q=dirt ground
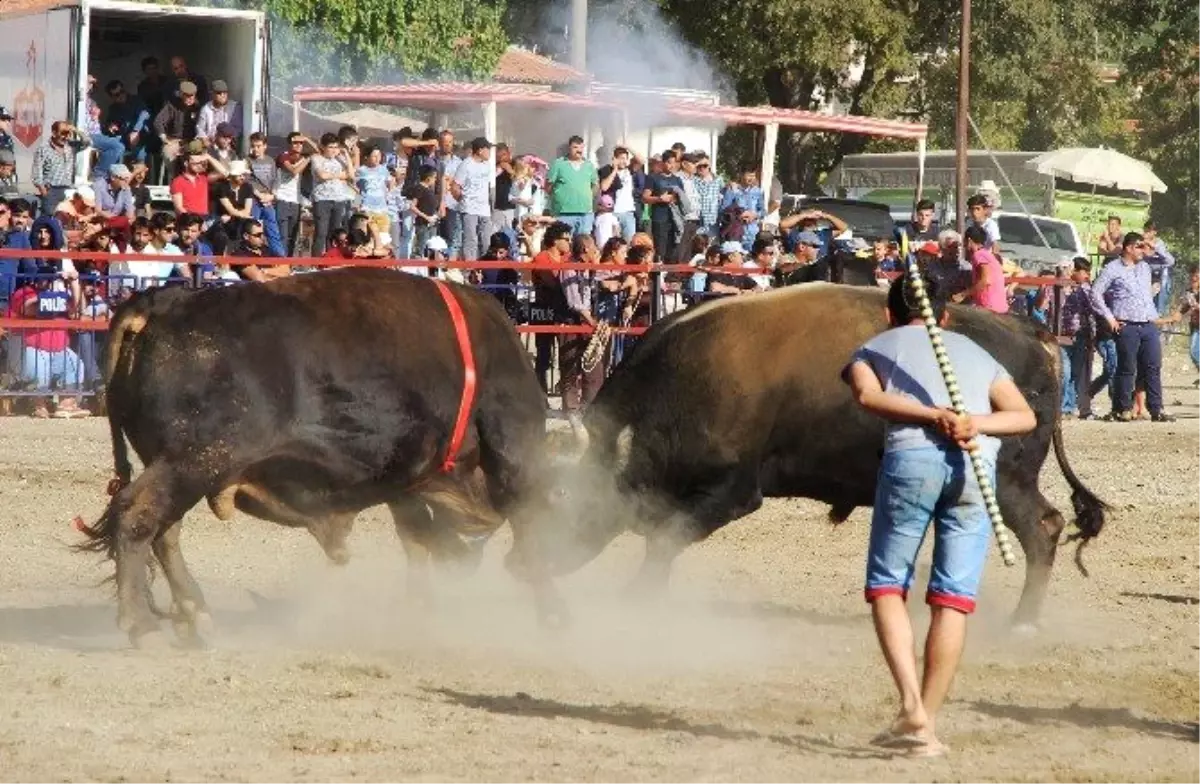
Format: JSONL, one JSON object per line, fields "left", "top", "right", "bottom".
{"left": 0, "top": 352, "right": 1196, "bottom": 783}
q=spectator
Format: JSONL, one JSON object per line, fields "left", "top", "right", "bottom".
{"left": 404, "top": 164, "right": 440, "bottom": 262}
{"left": 706, "top": 241, "right": 755, "bottom": 297}
{"left": 777, "top": 208, "right": 848, "bottom": 257}
{"left": 196, "top": 79, "right": 241, "bottom": 147}
{"left": 529, "top": 222, "right": 573, "bottom": 395}
{"left": 966, "top": 193, "right": 1001, "bottom": 251}
{"left": 772, "top": 231, "right": 824, "bottom": 287}
{"left": 76, "top": 276, "right": 109, "bottom": 388}
{"left": 167, "top": 56, "right": 209, "bottom": 106}
{"left": 872, "top": 238, "right": 902, "bottom": 273}
{"left": 127, "top": 163, "right": 153, "bottom": 218}
{"left": 744, "top": 236, "right": 773, "bottom": 291}
{"left": 31, "top": 121, "right": 91, "bottom": 217}
{"left": 310, "top": 133, "right": 354, "bottom": 255}
{"left": 111, "top": 213, "right": 189, "bottom": 291}
{"left": 136, "top": 57, "right": 167, "bottom": 121}
{"left": 1097, "top": 215, "right": 1123, "bottom": 259}
{"left": 153, "top": 80, "right": 202, "bottom": 167}
{"left": 83, "top": 74, "right": 127, "bottom": 182}
{"left": 954, "top": 224, "right": 1008, "bottom": 314}
{"left": 902, "top": 198, "right": 939, "bottom": 244}
{"left": 592, "top": 194, "right": 621, "bottom": 247}
{"left": 103, "top": 79, "right": 151, "bottom": 164}
{"left": 96, "top": 164, "right": 136, "bottom": 224}
{"left": 596, "top": 147, "right": 636, "bottom": 242}
{"left": 479, "top": 231, "right": 520, "bottom": 317}
{"left": 675, "top": 153, "right": 703, "bottom": 261}
{"left": 1141, "top": 220, "right": 1175, "bottom": 316}
{"left": 337, "top": 125, "right": 362, "bottom": 171}
{"left": 243, "top": 132, "right": 284, "bottom": 257}
{"left": 0, "top": 148, "right": 19, "bottom": 200}
{"left": 919, "top": 234, "right": 969, "bottom": 301}
{"left": 546, "top": 135, "right": 599, "bottom": 237}
{"left": 643, "top": 149, "right": 685, "bottom": 262}
{"left": 171, "top": 145, "right": 220, "bottom": 219}
{"left": 403, "top": 127, "right": 439, "bottom": 191}
{"left": 693, "top": 152, "right": 724, "bottom": 243}
{"left": 8, "top": 257, "right": 89, "bottom": 418}
{"left": 0, "top": 105, "right": 14, "bottom": 154}
{"left": 720, "top": 169, "right": 765, "bottom": 251}
{"left": 452, "top": 137, "right": 494, "bottom": 261}
{"left": 233, "top": 218, "right": 288, "bottom": 282}
{"left": 558, "top": 233, "right": 605, "bottom": 424}
{"left": 353, "top": 144, "right": 390, "bottom": 242}
{"left": 208, "top": 122, "right": 239, "bottom": 169}
{"left": 509, "top": 159, "right": 545, "bottom": 224}
{"left": 214, "top": 159, "right": 254, "bottom": 240}
{"left": 273, "top": 132, "right": 314, "bottom": 256}
{"left": 492, "top": 142, "right": 516, "bottom": 232}
{"left": 175, "top": 213, "right": 213, "bottom": 281}
{"left": 434, "top": 130, "right": 463, "bottom": 258}
{"left": 345, "top": 212, "right": 390, "bottom": 259}
{"left": 1059, "top": 257, "right": 1103, "bottom": 420}
{"left": 1091, "top": 231, "right": 1174, "bottom": 422}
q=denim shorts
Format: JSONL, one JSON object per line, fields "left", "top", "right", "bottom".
{"left": 864, "top": 446, "right": 996, "bottom": 613}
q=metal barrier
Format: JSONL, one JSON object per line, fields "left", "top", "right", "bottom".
{"left": 0, "top": 248, "right": 1068, "bottom": 415}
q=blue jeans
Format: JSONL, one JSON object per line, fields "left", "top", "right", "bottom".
{"left": 1155, "top": 273, "right": 1173, "bottom": 316}
{"left": 252, "top": 201, "right": 286, "bottom": 258}
{"left": 22, "top": 346, "right": 84, "bottom": 390}
{"left": 1060, "top": 347, "right": 1076, "bottom": 413}
{"left": 390, "top": 213, "right": 414, "bottom": 260}
{"left": 90, "top": 133, "right": 127, "bottom": 180}
{"left": 865, "top": 447, "right": 996, "bottom": 614}
{"left": 614, "top": 211, "right": 636, "bottom": 242}
{"left": 439, "top": 209, "right": 463, "bottom": 259}
{"left": 1191, "top": 330, "right": 1199, "bottom": 371}
{"left": 558, "top": 213, "right": 595, "bottom": 237}
{"left": 1092, "top": 337, "right": 1118, "bottom": 405}
{"left": 1114, "top": 321, "right": 1163, "bottom": 414}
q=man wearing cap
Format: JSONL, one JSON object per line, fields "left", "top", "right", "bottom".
{"left": 97, "top": 164, "right": 136, "bottom": 223}
{"left": 167, "top": 56, "right": 209, "bottom": 106}
{"left": 705, "top": 241, "right": 755, "bottom": 297}
{"left": 208, "top": 122, "right": 239, "bottom": 170}
{"left": 0, "top": 149, "right": 19, "bottom": 200}
{"left": 31, "top": 120, "right": 91, "bottom": 218}
{"left": 773, "top": 230, "right": 824, "bottom": 285}
{"left": 0, "top": 106, "right": 14, "bottom": 155}
{"left": 196, "top": 80, "right": 241, "bottom": 147}
{"left": 452, "top": 136, "right": 495, "bottom": 261}
{"left": 153, "top": 80, "right": 202, "bottom": 173}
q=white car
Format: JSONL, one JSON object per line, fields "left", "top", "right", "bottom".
{"left": 993, "top": 211, "right": 1085, "bottom": 273}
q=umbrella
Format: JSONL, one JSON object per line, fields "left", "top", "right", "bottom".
{"left": 1025, "top": 147, "right": 1167, "bottom": 193}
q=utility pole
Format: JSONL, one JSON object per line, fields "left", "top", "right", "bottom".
{"left": 955, "top": 0, "right": 971, "bottom": 236}
{"left": 569, "top": 0, "right": 588, "bottom": 72}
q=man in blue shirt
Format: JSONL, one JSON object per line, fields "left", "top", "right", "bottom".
{"left": 843, "top": 274, "right": 1036, "bottom": 758}
{"left": 1091, "top": 232, "right": 1175, "bottom": 422}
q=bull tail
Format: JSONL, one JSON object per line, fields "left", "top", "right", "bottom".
{"left": 1052, "top": 419, "right": 1109, "bottom": 577}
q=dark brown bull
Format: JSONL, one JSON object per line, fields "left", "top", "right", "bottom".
{"left": 540, "top": 283, "right": 1107, "bottom": 630}
{"left": 80, "top": 268, "right": 562, "bottom": 647}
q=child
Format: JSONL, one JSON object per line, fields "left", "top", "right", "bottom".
{"left": 403, "top": 165, "right": 440, "bottom": 261}
{"left": 1059, "top": 257, "right": 1101, "bottom": 419}
{"left": 592, "top": 194, "right": 620, "bottom": 247}
{"left": 842, "top": 274, "right": 1035, "bottom": 758}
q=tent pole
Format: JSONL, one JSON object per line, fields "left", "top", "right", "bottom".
{"left": 760, "top": 122, "right": 780, "bottom": 205}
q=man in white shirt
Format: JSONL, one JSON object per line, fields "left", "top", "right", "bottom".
{"left": 195, "top": 79, "right": 241, "bottom": 147}
{"left": 452, "top": 136, "right": 494, "bottom": 261}
{"left": 109, "top": 213, "right": 190, "bottom": 292}
{"left": 598, "top": 147, "right": 637, "bottom": 241}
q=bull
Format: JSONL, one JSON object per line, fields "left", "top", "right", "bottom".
{"left": 540, "top": 283, "right": 1107, "bottom": 629}
{"left": 79, "top": 268, "right": 563, "bottom": 648}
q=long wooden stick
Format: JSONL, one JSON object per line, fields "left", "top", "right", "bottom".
{"left": 899, "top": 235, "right": 1016, "bottom": 568}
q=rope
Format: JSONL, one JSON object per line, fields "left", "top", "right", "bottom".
{"left": 899, "top": 234, "right": 1017, "bottom": 568}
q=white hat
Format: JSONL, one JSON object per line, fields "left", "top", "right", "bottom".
{"left": 226, "top": 160, "right": 248, "bottom": 177}
{"left": 108, "top": 163, "right": 131, "bottom": 180}
{"left": 425, "top": 235, "right": 448, "bottom": 253}
{"left": 719, "top": 240, "right": 744, "bottom": 255}
{"left": 67, "top": 184, "right": 96, "bottom": 206}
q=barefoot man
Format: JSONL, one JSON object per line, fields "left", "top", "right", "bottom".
{"left": 842, "top": 274, "right": 1036, "bottom": 757}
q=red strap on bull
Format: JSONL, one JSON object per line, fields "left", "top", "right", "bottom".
{"left": 430, "top": 278, "right": 477, "bottom": 473}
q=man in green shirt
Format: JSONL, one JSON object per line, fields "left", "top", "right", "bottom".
{"left": 546, "top": 135, "right": 599, "bottom": 237}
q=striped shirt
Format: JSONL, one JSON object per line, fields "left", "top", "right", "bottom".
{"left": 31, "top": 136, "right": 90, "bottom": 188}
{"left": 1091, "top": 257, "right": 1159, "bottom": 324}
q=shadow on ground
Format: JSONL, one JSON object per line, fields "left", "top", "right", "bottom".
{"left": 423, "top": 686, "right": 893, "bottom": 760}
{"left": 966, "top": 700, "right": 1199, "bottom": 743}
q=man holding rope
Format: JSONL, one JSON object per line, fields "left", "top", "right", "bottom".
{"left": 842, "top": 274, "right": 1036, "bottom": 757}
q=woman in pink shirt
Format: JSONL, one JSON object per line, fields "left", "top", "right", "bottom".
{"left": 954, "top": 224, "right": 1009, "bottom": 314}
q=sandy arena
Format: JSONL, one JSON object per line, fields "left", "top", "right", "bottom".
{"left": 0, "top": 354, "right": 1196, "bottom": 782}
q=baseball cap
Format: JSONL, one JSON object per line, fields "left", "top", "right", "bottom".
{"left": 917, "top": 240, "right": 940, "bottom": 255}
{"left": 470, "top": 136, "right": 493, "bottom": 152}
{"left": 0, "top": 106, "right": 12, "bottom": 120}
{"left": 108, "top": 163, "right": 131, "bottom": 179}
{"left": 68, "top": 184, "right": 96, "bottom": 206}
{"left": 794, "top": 230, "right": 823, "bottom": 247}
{"left": 211, "top": 79, "right": 228, "bottom": 93}
{"left": 216, "top": 122, "right": 236, "bottom": 138}
{"left": 425, "top": 235, "right": 449, "bottom": 253}
{"left": 719, "top": 240, "right": 744, "bottom": 255}
{"left": 179, "top": 81, "right": 198, "bottom": 96}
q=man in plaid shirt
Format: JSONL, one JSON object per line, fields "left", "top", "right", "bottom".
{"left": 693, "top": 152, "right": 724, "bottom": 242}
{"left": 1059, "top": 257, "right": 1104, "bottom": 419}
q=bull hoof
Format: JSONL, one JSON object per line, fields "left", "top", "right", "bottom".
{"left": 130, "top": 627, "right": 171, "bottom": 650}
{"left": 326, "top": 548, "right": 351, "bottom": 566}
{"left": 535, "top": 593, "right": 572, "bottom": 632}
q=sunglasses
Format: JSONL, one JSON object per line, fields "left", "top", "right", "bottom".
{"left": 247, "top": 232, "right": 264, "bottom": 238}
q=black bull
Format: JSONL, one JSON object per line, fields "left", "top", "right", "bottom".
{"left": 78, "top": 268, "right": 564, "bottom": 647}
{"left": 541, "top": 283, "right": 1107, "bottom": 628}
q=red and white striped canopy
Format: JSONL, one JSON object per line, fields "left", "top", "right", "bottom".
{"left": 292, "top": 83, "right": 928, "bottom": 140}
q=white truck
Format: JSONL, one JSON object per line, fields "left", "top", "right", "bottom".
{"left": 0, "top": 0, "right": 267, "bottom": 194}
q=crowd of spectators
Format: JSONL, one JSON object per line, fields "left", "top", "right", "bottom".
{"left": 0, "top": 93, "right": 1192, "bottom": 423}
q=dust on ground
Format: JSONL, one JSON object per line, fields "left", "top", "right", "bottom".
{"left": 0, "top": 357, "right": 1196, "bottom": 782}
